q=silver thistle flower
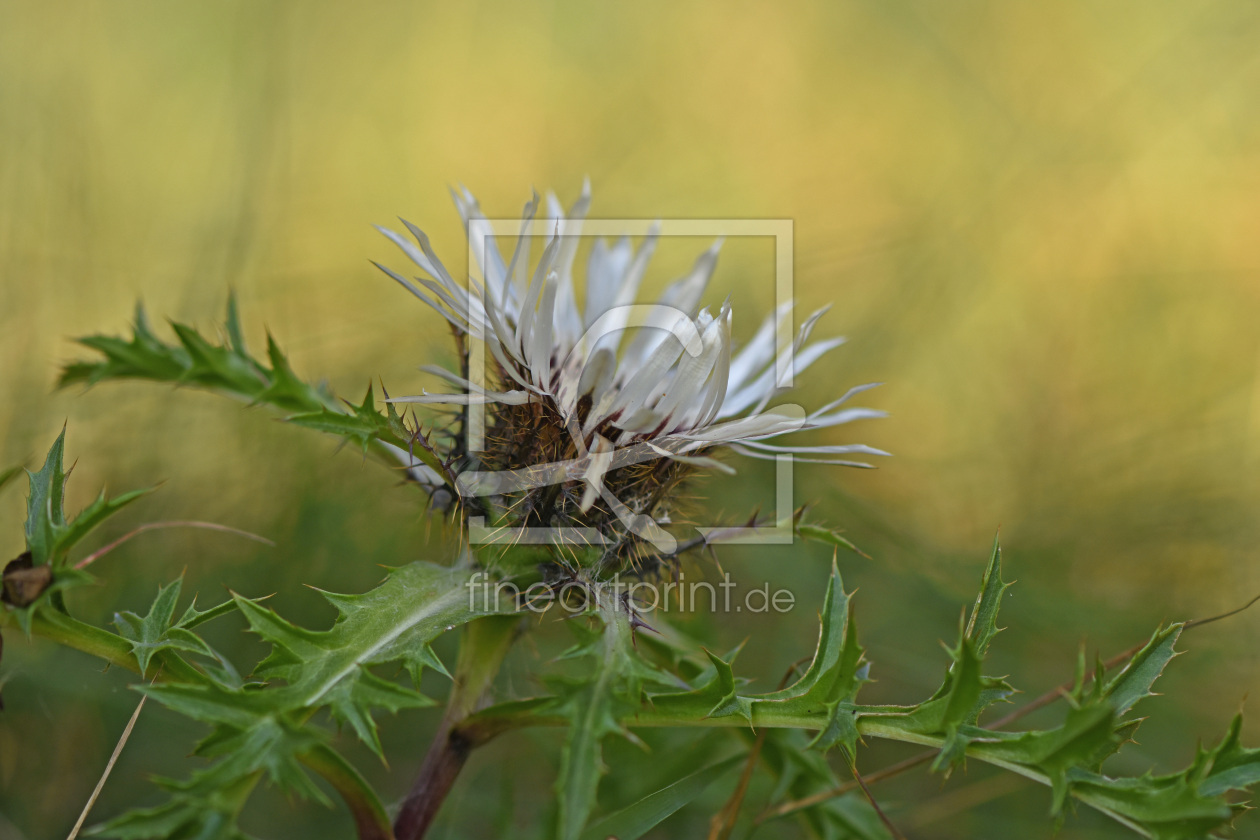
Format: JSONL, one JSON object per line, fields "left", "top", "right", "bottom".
{"left": 375, "top": 182, "right": 885, "bottom": 564}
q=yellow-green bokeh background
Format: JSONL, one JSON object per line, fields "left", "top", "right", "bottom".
{"left": 3, "top": 1, "right": 1260, "bottom": 837}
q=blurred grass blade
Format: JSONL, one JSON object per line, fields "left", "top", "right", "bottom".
{"left": 0, "top": 464, "right": 22, "bottom": 495}
{"left": 67, "top": 693, "right": 147, "bottom": 840}
{"left": 75, "top": 520, "right": 274, "bottom": 570}
{"left": 579, "top": 755, "right": 743, "bottom": 840}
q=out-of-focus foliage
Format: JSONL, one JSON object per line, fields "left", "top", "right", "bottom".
{"left": 3, "top": 1, "right": 1260, "bottom": 838}
{"left": 9, "top": 427, "right": 1259, "bottom": 839}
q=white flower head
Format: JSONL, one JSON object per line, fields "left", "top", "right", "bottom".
{"left": 375, "top": 182, "right": 886, "bottom": 562}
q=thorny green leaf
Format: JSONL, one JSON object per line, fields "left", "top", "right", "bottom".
{"left": 60, "top": 297, "right": 320, "bottom": 411}
{"left": 756, "top": 728, "right": 892, "bottom": 840}
{"left": 1, "top": 430, "right": 151, "bottom": 634}
{"left": 90, "top": 775, "right": 256, "bottom": 840}
{"left": 9, "top": 402, "right": 1259, "bottom": 840}
{"left": 113, "top": 577, "right": 221, "bottom": 677}
{"left": 285, "top": 384, "right": 450, "bottom": 483}
{"left": 650, "top": 561, "right": 868, "bottom": 755}
{"left": 1101, "top": 623, "right": 1182, "bottom": 716}
{"left": 795, "top": 523, "right": 868, "bottom": 559}
{"left": 100, "top": 561, "right": 510, "bottom": 836}
{"left": 24, "top": 427, "right": 155, "bottom": 569}
{"left": 59, "top": 296, "right": 454, "bottom": 487}
{"left": 234, "top": 562, "right": 511, "bottom": 734}
{"left": 964, "top": 533, "right": 1011, "bottom": 659}
{"left": 549, "top": 588, "right": 681, "bottom": 840}
{"left": 591, "top": 541, "right": 1259, "bottom": 839}
{"left": 91, "top": 716, "right": 327, "bottom": 839}
{"left": 177, "top": 596, "right": 243, "bottom": 632}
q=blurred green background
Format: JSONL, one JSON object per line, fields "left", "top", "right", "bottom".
{"left": 3, "top": 1, "right": 1260, "bottom": 837}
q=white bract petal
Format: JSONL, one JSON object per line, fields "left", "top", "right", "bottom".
{"left": 375, "top": 183, "right": 886, "bottom": 491}
{"left": 580, "top": 434, "right": 615, "bottom": 512}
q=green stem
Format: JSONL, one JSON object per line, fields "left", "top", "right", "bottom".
{"left": 3, "top": 607, "right": 204, "bottom": 683}
{"left": 301, "top": 744, "right": 396, "bottom": 840}
{"left": 393, "top": 614, "right": 521, "bottom": 840}
{"left": 456, "top": 702, "right": 1151, "bottom": 838}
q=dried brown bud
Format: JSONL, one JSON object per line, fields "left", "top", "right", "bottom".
{"left": 2, "top": 552, "right": 52, "bottom": 608}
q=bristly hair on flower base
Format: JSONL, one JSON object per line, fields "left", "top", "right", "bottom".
{"left": 374, "top": 180, "right": 887, "bottom": 573}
